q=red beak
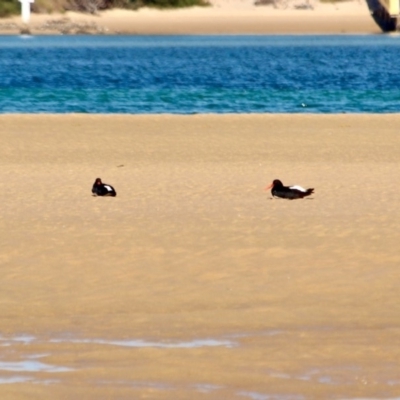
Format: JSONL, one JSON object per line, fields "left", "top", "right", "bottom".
{"left": 265, "top": 183, "right": 273, "bottom": 191}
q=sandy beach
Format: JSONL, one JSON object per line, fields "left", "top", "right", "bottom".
{"left": 0, "top": 0, "right": 380, "bottom": 35}
{"left": 1, "top": 114, "right": 400, "bottom": 398}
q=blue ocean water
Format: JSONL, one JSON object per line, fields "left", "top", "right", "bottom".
{"left": 1, "top": 34, "right": 400, "bottom": 113}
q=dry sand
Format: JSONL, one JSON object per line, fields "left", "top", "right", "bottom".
{"left": 1, "top": 114, "right": 400, "bottom": 399}
{"left": 0, "top": 0, "right": 380, "bottom": 35}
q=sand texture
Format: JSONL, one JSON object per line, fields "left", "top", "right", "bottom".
{"left": 0, "top": 0, "right": 379, "bottom": 35}
{"left": 1, "top": 114, "right": 400, "bottom": 398}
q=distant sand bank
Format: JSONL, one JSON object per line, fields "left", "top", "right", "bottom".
{"left": 1, "top": 114, "right": 400, "bottom": 399}
{"left": 0, "top": 0, "right": 379, "bottom": 34}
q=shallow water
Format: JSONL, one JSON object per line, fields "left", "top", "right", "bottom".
{"left": 1, "top": 333, "right": 236, "bottom": 348}
{"left": 1, "top": 331, "right": 400, "bottom": 397}
{"left": 0, "top": 360, "right": 71, "bottom": 373}
{"left": 238, "top": 392, "right": 304, "bottom": 400}
{"left": 1, "top": 35, "right": 400, "bottom": 113}
{"left": 49, "top": 337, "right": 236, "bottom": 348}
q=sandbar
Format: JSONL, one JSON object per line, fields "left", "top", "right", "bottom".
{"left": 1, "top": 114, "right": 400, "bottom": 398}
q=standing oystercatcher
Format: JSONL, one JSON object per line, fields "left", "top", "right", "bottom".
{"left": 266, "top": 179, "right": 314, "bottom": 199}
{"left": 92, "top": 178, "right": 117, "bottom": 197}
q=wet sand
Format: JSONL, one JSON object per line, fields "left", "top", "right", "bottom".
{"left": 1, "top": 114, "right": 400, "bottom": 398}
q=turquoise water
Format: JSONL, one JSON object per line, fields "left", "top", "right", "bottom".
{"left": 1, "top": 34, "right": 400, "bottom": 113}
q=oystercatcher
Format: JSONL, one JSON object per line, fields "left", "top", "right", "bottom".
{"left": 266, "top": 179, "right": 314, "bottom": 200}
{"left": 92, "top": 178, "right": 117, "bottom": 197}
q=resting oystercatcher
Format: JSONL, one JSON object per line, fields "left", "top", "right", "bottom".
{"left": 92, "top": 178, "right": 117, "bottom": 197}
{"left": 266, "top": 179, "right": 314, "bottom": 200}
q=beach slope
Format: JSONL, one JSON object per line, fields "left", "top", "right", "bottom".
{"left": 0, "top": 0, "right": 379, "bottom": 34}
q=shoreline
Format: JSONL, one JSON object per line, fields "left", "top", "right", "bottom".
{"left": 0, "top": 1, "right": 380, "bottom": 35}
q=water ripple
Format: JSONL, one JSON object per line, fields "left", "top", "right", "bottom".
{"left": 1, "top": 35, "right": 400, "bottom": 114}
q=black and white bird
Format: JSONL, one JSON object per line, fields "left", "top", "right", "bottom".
{"left": 266, "top": 179, "right": 314, "bottom": 200}
{"left": 92, "top": 178, "right": 117, "bottom": 197}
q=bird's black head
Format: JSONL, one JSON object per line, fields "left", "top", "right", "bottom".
{"left": 94, "top": 178, "right": 102, "bottom": 186}
{"left": 272, "top": 179, "right": 283, "bottom": 187}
